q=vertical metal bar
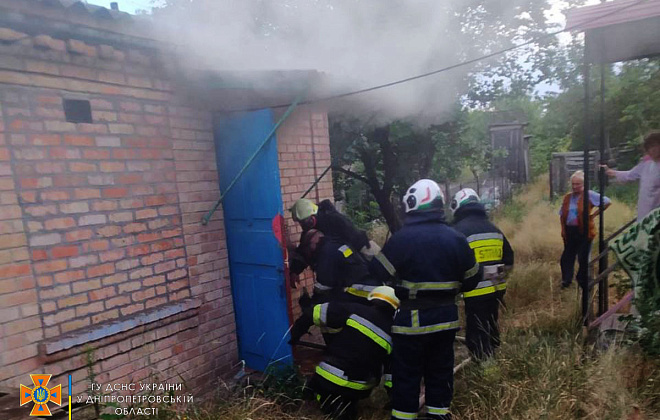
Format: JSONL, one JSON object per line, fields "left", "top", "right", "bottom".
{"left": 598, "top": 63, "right": 608, "bottom": 316}
{"left": 549, "top": 160, "right": 553, "bottom": 200}
{"left": 582, "top": 52, "right": 591, "bottom": 326}
{"left": 308, "top": 107, "right": 321, "bottom": 203}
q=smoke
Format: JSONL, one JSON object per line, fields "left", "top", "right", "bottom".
{"left": 154, "top": 0, "right": 539, "bottom": 123}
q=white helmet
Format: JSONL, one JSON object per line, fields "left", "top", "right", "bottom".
{"left": 450, "top": 188, "right": 480, "bottom": 215}
{"left": 368, "top": 286, "right": 400, "bottom": 310}
{"left": 403, "top": 179, "right": 444, "bottom": 214}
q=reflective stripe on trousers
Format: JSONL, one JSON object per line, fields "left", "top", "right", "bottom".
{"left": 315, "top": 362, "right": 375, "bottom": 391}
{"left": 392, "top": 409, "right": 417, "bottom": 419}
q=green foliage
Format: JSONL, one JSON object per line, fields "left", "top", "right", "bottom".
{"left": 330, "top": 115, "right": 469, "bottom": 231}
{"left": 635, "top": 240, "right": 660, "bottom": 356}
{"left": 468, "top": 49, "right": 659, "bottom": 181}
{"left": 604, "top": 182, "right": 639, "bottom": 207}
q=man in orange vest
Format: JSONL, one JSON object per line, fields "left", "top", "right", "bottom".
{"left": 558, "top": 170, "right": 611, "bottom": 289}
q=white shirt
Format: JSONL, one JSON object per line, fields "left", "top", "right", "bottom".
{"left": 614, "top": 158, "right": 660, "bottom": 221}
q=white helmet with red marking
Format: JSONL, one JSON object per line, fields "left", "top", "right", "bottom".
{"left": 450, "top": 188, "right": 480, "bottom": 215}
{"left": 403, "top": 179, "right": 445, "bottom": 214}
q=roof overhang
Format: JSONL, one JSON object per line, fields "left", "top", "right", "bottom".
{"left": 173, "top": 69, "right": 325, "bottom": 113}
{"left": 565, "top": 0, "right": 660, "bottom": 63}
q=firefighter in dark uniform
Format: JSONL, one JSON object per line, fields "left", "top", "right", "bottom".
{"left": 450, "top": 188, "right": 514, "bottom": 360}
{"left": 369, "top": 179, "right": 481, "bottom": 420}
{"left": 297, "top": 228, "right": 383, "bottom": 345}
{"left": 290, "top": 199, "right": 379, "bottom": 275}
{"left": 298, "top": 228, "right": 383, "bottom": 303}
{"left": 289, "top": 286, "right": 400, "bottom": 420}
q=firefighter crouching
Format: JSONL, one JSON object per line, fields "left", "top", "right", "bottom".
{"left": 369, "top": 179, "right": 481, "bottom": 420}
{"left": 289, "top": 198, "right": 381, "bottom": 276}
{"left": 297, "top": 228, "right": 383, "bottom": 304}
{"left": 450, "top": 188, "right": 514, "bottom": 360}
{"left": 289, "top": 286, "right": 400, "bottom": 420}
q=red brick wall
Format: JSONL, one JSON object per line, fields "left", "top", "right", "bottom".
{"left": 276, "top": 105, "right": 334, "bottom": 315}
{"left": 0, "top": 29, "right": 237, "bottom": 396}
{"left": 0, "top": 24, "right": 330, "bottom": 401}
{"left": 0, "top": 98, "right": 44, "bottom": 383}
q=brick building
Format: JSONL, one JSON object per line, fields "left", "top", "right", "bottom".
{"left": 0, "top": 0, "right": 332, "bottom": 408}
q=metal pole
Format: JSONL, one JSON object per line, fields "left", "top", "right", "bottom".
{"left": 581, "top": 50, "right": 591, "bottom": 326}
{"left": 598, "top": 63, "right": 608, "bottom": 316}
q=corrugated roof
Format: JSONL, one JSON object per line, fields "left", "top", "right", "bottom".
{"left": 565, "top": 0, "right": 660, "bottom": 32}
{"left": 34, "top": 0, "right": 134, "bottom": 20}
{"left": 0, "top": 0, "right": 158, "bottom": 47}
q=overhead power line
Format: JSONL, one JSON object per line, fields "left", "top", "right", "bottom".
{"left": 226, "top": 0, "right": 648, "bottom": 113}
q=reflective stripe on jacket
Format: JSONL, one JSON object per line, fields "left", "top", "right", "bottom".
{"left": 452, "top": 203, "right": 514, "bottom": 300}
{"left": 369, "top": 211, "right": 481, "bottom": 335}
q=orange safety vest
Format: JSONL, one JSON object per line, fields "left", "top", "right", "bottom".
{"left": 560, "top": 193, "right": 596, "bottom": 241}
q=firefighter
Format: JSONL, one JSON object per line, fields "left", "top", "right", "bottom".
{"left": 290, "top": 199, "right": 380, "bottom": 275}
{"left": 289, "top": 286, "right": 399, "bottom": 420}
{"left": 369, "top": 179, "right": 480, "bottom": 420}
{"left": 298, "top": 228, "right": 383, "bottom": 303}
{"left": 297, "top": 228, "right": 383, "bottom": 344}
{"left": 450, "top": 188, "right": 514, "bottom": 360}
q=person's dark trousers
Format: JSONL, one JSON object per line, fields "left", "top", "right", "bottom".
{"left": 560, "top": 226, "right": 592, "bottom": 289}
{"left": 391, "top": 330, "right": 456, "bottom": 420}
{"left": 308, "top": 374, "right": 367, "bottom": 420}
{"left": 465, "top": 297, "right": 500, "bottom": 360}
{"left": 493, "top": 292, "right": 505, "bottom": 350}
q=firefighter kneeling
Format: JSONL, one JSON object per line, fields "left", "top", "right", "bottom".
{"left": 289, "top": 286, "right": 399, "bottom": 420}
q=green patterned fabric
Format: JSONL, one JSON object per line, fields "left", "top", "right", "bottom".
{"left": 610, "top": 207, "right": 660, "bottom": 354}
{"left": 610, "top": 207, "right": 660, "bottom": 297}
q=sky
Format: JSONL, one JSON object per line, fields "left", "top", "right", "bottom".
{"left": 86, "top": 0, "right": 156, "bottom": 14}
{"left": 86, "top": 0, "right": 602, "bottom": 27}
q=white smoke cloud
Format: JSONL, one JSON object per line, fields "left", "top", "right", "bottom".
{"left": 152, "top": 0, "right": 544, "bottom": 122}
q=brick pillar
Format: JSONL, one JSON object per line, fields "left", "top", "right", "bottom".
{"left": 276, "top": 105, "right": 333, "bottom": 318}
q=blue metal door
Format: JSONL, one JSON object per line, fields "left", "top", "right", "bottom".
{"left": 214, "top": 109, "right": 291, "bottom": 371}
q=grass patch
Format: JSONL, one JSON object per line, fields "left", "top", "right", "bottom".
{"left": 451, "top": 176, "right": 660, "bottom": 419}
{"left": 172, "top": 176, "right": 658, "bottom": 420}
{"left": 602, "top": 183, "right": 639, "bottom": 208}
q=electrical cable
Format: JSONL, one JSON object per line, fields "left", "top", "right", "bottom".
{"left": 223, "top": 0, "right": 648, "bottom": 113}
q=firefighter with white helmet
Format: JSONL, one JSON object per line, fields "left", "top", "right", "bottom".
{"left": 289, "top": 286, "right": 399, "bottom": 420}
{"left": 451, "top": 188, "right": 514, "bottom": 360}
{"left": 369, "top": 179, "right": 481, "bottom": 420}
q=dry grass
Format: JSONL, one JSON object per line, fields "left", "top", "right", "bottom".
{"left": 171, "top": 176, "right": 658, "bottom": 420}
{"left": 450, "top": 177, "right": 660, "bottom": 420}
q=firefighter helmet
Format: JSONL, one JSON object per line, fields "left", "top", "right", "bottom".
{"left": 368, "top": 286, "right": 400, "bottom": 310}
{"left": 402, "top": 179, "right": 444, "bottom": 214}
{"left": 450, "top": 188, "right": 480, "bottom": 215}
{"left": 291, "top": 199, "right": 318, "bottom": 222}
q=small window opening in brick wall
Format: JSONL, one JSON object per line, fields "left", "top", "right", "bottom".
{"left": 63, "top": 99, "right": 93, "bottom": 123}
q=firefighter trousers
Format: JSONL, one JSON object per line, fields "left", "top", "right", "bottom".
{"left": 465, "top": 297, "right": 501, "bottom": 360}
{"left": 307, "top": 373, "right": 370, "bottom": 420}
{"left": 391, "top": 330, "right": 456, "bottom": 420}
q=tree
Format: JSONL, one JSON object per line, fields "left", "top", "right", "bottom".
{"left": 331, "top": 112, "right": 469, "bottom": 233}
{"left": 155, "top": 0, "right": 569, "bottom": 230}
